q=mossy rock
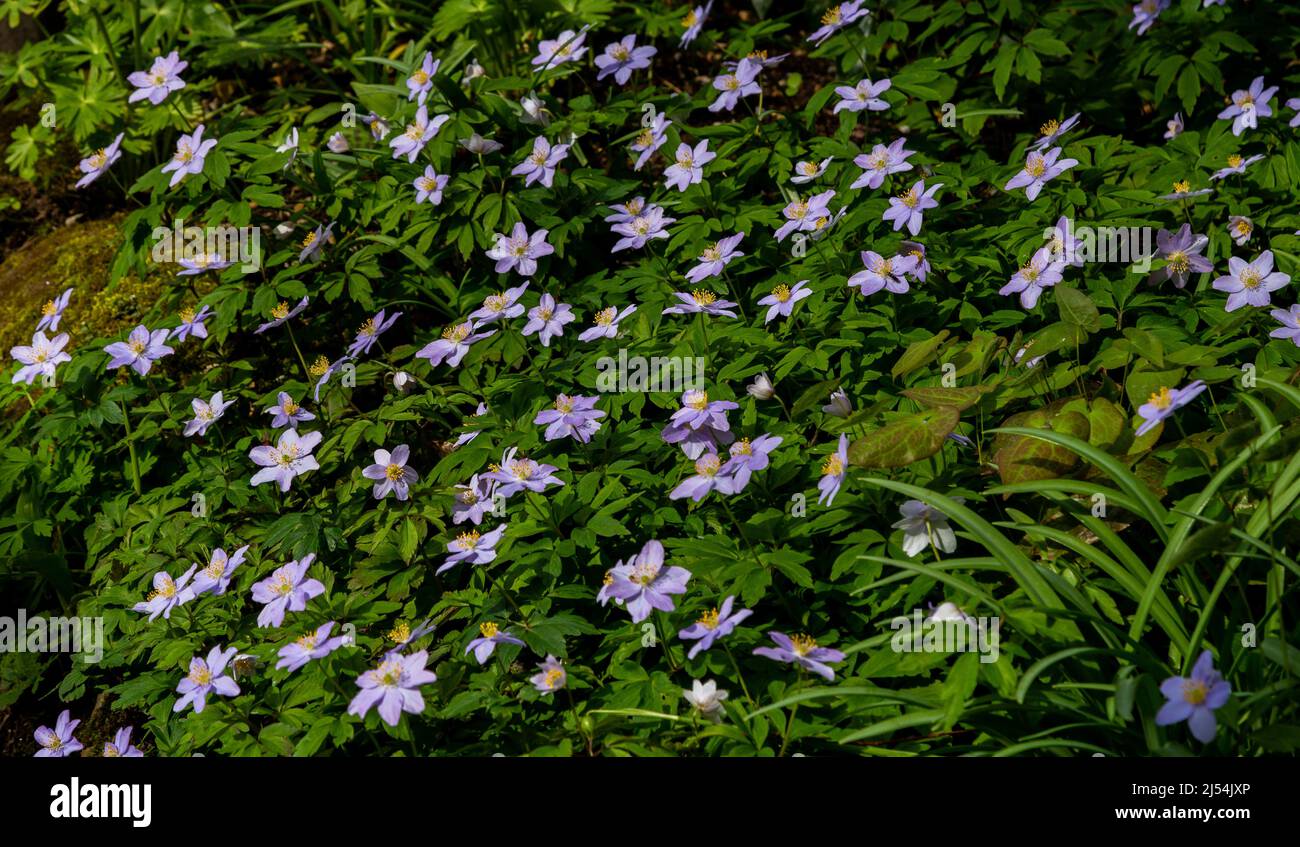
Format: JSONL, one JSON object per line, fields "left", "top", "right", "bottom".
{"left": 0, "top": 216, "right": 172, "bottom": 352}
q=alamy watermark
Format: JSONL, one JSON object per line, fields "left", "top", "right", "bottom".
{"left": 890, "top": 605, "right": 1001, "bottom": 663}
{"left": 0, "top": 609, "right": 103, "bottom": 663}
{"left": 595, "top": 348, "right": 706, "bottom": 393}
{"left": 151, "top": 218, "right": 262, "bottom": 272}
{"left": 1046, "top": 218, "right": 1154, "bottom": 273}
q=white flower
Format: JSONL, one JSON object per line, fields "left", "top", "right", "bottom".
{"left": 682, "top": 679, "right": 728, "bottom": 722}
{"left": 392, "top": 371, "right": 413, "bottom": 393}
{"left": 747, "top": 372, "right": 776, "bottom": 400}
{"left": 822, "top": 388, "right": 852, "bottom": 417}
{"left": 519, "top": 94, "right": 552, "bottom": 127}
{"left": 893, "top": 499, "right": 961, "bottom": 557}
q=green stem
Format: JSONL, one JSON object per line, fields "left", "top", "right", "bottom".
{"left": 123, "top": 404, "right": 143, "bottom": 496}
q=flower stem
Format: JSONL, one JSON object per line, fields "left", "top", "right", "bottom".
{"left": 122, "top": 405, "right": 143, "bottom": 496}
{"left": 722, "top": 641, "right": 754, "bottom": 706}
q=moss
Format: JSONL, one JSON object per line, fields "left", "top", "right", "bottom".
{"left": 0, "top": 216, "right": 172, "bottom": 350}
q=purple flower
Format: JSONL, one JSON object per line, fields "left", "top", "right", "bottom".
{"left": 161, "top": 124, "right": 217, "bottom": 188}
{"left": 818, "top": 434, "right": 849, "bottom": 506}
{"left": 470, "top": 282, "right": 530, "bottom": 325}
{"left": 254, "top": 296, "right": 310, "bottom": 334}
{"left": 834, "top": 77, "right": 891, "bottom": 113}
{"left": 76, "top": 133, "right": 125, "bottom": 188}
{"left": 664, "top": 140, "right": 716, "bottom": 192}
{"left": 1289, "top": 97, "right": 1300, "bottom": 128}
{"left": 384, "top": 618, "right": 436, "bottom": 654}
{"left": 901, "top": 241, "right": 931, "bottom": 281}
{"left": 36, "top": 287, "right": 73, "bottom": 332}
{"left": 465, "top": 621, "right": 525, "bottom": 665}
{"left": 454, "top": 472, "right": 497, "bottom": 526}
{"left": 612, "top": 207, "right": 675, "bottom": 252}
{"left": 775, "top": 191, "right": 835, "bottom": 241}
{"left": 1212, "top": 152, "right": 1265, "bottom": 181}
{"left": 721, "top": 434, "right": 783, "bottom": 490}
{"left": 1270, "top": 304, "right": 1300, "bottom": 347}
{"left": 851, "top": 138, "right": 915, "bottom": 190}
{"left": 530, "top": 655, "right": 566, "bottom": 693}
{"left": 249, "top": 429, "right": 322, "bottom": 492}
{"left": 176, "top": 253, "right": 232, "bottom": 276}
{"left": 348, "top": 650, "right": 437, "bottom": 726}
{"left": 535, "top": 394, "right": 605, "bottom": 443}
{"left": 669, "top": 451, "right": 737, "bottom": 501}
{"left": 348, "top": 309, "right": 402, "bottom": 357}
{"left": 1219, "top": 76, "right": 1278, "bottom": 136}
{"left": 302, "top": 223, "right": 338, "bottom": 262}
{"left": 808, "top": 1, "right": 868, "bottom": 46}
{"left": 1043, "top": 216, "right": 1085, "bottom": 268}
{"left": 1165, "top": 112, "right": 1184, "bottom": 140}
{"left": 521, "top": 293, "right": 575, "bottom": 347}
{"left": 277, "top": 621, "right": 348, "bottom": 672}
{"left": 327, "top": 132, "right": 349, "bottom": 153}
{"left": 133, "top": 565, "right": 197, "bottom": 621}
{"left": 791, "top": 157, "right": 832, "bottom": 184}
{"left": 389, "top": 105, "right": 449, "bottom": 162}
{"left": 174, "top": 646, "right": 240, "bottom": 713}
{"left": 312, "top": 354, "right": 353, "bottom": 402}
{"left": 251, "top": 553, "right": 325, "bottom": 628}
{"left": 414, "top": 165, "right": 449, "bottom": 205}
{"left": 1128, "top": 0, "right": 1169, "bottom": 36}
{"left": 532, "top": 28, "right": 589, "bottom": 69}
{"left": 485, "top": 447, "right": 565, "bottom": 498}
{"left": 709, "top": 58, "right": 762, "bottom": 113}
{"left": 1029, "top": 113, "right": 1080, "bottom": 151}
{"left": 362, "top": 444, "right": 421, "bottom": 501}
{"left": 758, "top": 279, "right": 812, "bottom": 323}
{"left": 406, "top": 51, "right": 440, "bottom": 104}
{"left": 512, "top": 136, "right": 570, "bottom": 188}
{"left": 104, "top": 325, "right": 174, "bottom": 375}
{"left": 848, "top": 250, "right": 918, "bottom": 297}
{"left": 34, "top": 710, "right": 83, "bottom": 757}
{"left": 1005, "top": 147, "right": 1077, "bottom": 201}
{"left": 605, "top": 197, "right": 648, "bottom": 224}
{"left": 1000, "top": 246, "right": 1065, "bottom": 309}
{"left": 265, "top": 391, "right": 315, "bottom": 429}
{"left": 486, "top": 222, "right": 554, "bottom": 276}
{"left": 680, "top": 2, "right": 713, "bottom": 46}
{"left": 580, "top": 304, "right": 637, "bottom": 342}
{"left": 1156, "top": 650, "right": 1230, "bottom": 743}
{"left": 753, "top": 632, "right": 845, "bottom": 680}
{"left": 128, "top": 51, "right": 187, "bottom": 105}
{"left": 10, "top": 331, "right": 70, "bottom": 385}
{"left": 417, "top": 321, "right": 496, "bottom": 368}
{"left": 631, "top": 114, "right": 671, "bottom": 171}
{"left": 103, "top": 727, "right": 143, "bottom": 757}
{"left": 172, "top": 304, "right": 213, "bottom": 341}
{"left": 678, "top": 596, "right": 753, "bottom": 660}
{"left": 1160, "top": 180, "right": 1214, "bottom": 201}
{"left": 1229, "top": 215, "right": 1254, "bottom": 246}
{"left": 663, "top": 289, "right": 738, "bottom": 318}
{"left": 600, "top": 539, "right": 691, "bottom": 622}
{"left": 1150, "top": 225, "right": 1212, "bottom": 289}
{"left": 190, "top": 545, "right": 249, "bottom": 596}
{"left": 184, "top": 391, "right": 235, "bottom": 438}
{"left": 662, "top": 389, "right": 738, "bottom": 460}
{"left": 685, "top": 233, "right": 745, "bottom": 282}
{"left": 882, "top": 179, "right": 942, "bottom": 235}
{"left": 438, "top": 524, "right": 506, "bottom": 574}
{"left": 596, "top": 35, "right": 656, "bottom": 85}
{"left": 1212, "top": 250, "right": 1290, "bottom": 312}
{"left": 1136, "top": 381, "right": 1207, "bottom": 436}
